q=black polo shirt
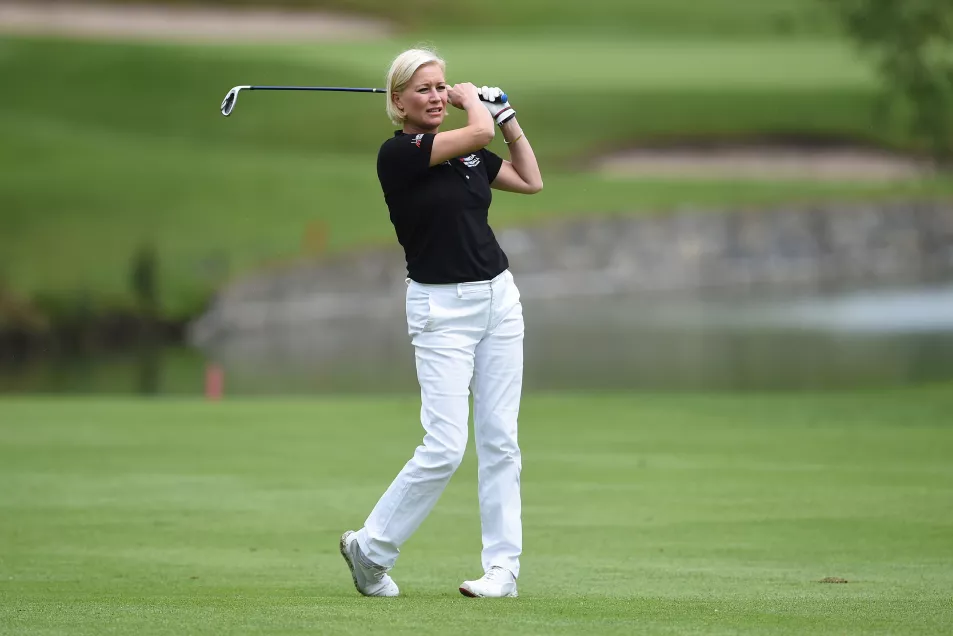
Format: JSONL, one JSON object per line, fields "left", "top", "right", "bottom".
{"left": 377, "top": 130, "right": 509, "bottom": 284}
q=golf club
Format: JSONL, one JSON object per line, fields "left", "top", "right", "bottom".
{"left": 220, "top": 85, "right": 508, "bottom": 116}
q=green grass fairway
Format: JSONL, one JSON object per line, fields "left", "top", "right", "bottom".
{"left": 62, "top": 0, "right": 840, "bottom": 36}
{"left": 2, "top": 389, "right": 952, "bottom": 634}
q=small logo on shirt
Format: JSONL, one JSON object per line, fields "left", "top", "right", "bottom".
{"left": 460, "top": 154, "right": 481, "bottom": 168}
{"left": 412, "top": 133, "right": 424, "bottom": 148}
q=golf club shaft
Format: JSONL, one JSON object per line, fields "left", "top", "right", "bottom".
{"left": 220, "top": 85, "right": 508, "bottom": 117}
{"left": 246, "top": 86, "right": 386, "bottom": 93}
{"left": 245, "top": 86, "right": 507, "bottom": 101}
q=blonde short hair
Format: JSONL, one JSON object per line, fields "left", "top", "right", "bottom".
{"left": 385, "top": 47, "right": 446, "bottom": 126}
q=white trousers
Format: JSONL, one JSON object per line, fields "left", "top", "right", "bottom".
{"left": 356, "top": 269, "right": 524, "bottom": 578}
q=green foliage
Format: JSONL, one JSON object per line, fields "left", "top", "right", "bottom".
{"left": 826, "top": 0, "right": 953, "bottom": 163}
{"left": 2, "top": 389, "right": 953, "bottom": 634}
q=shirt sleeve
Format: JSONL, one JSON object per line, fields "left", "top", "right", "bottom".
{"left": 481, "top": 147, "right": 504, "bottom": 184}
{"left": 377, "top": 133, "right": 435, "bottom": 194}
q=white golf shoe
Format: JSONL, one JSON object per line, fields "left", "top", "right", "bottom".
{"left": 339, "top": 530, "right": 399, "bottom": 597}
{"left": 459, "top": 566, "right": 518, "bottom": 598}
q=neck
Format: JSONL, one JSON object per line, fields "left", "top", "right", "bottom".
{"left": 403, "top": 123, "right": 439, "bottom": 135}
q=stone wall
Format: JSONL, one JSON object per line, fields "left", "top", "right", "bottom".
{"left": 188, "top": 201, "right": 953, "bottom": 345}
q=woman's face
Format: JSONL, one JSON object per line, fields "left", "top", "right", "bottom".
{"left": 394, "top": 63, "right": 448, "bottom": 132}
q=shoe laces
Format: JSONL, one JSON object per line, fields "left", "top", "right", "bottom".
{"left": 484, "top": 566, "right": 512, "bottom": 583}
{"left": 357, "top": 550, "right": 389, "bottom": 582}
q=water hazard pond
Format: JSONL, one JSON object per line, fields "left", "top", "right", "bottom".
{"left": 7, "top": 283, "right": 951, "bottom": 395}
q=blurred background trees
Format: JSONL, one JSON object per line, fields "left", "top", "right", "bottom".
{"left": 828, "top": 0, "right": 953, "bottom": 164}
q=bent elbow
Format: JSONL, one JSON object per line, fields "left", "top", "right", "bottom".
{"left": 467, "top": 124, "right": 494, "bottom": 149}
{"left": 530, "top": 179, "right": 543, "bottom": 194}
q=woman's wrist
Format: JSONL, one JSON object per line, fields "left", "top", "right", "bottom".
{"left": 501, "top": 120, "right": 523, "bottom": 144}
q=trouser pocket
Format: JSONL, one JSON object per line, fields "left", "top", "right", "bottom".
{"left": 405, "top": 285, "right": 433, "bottom": 336}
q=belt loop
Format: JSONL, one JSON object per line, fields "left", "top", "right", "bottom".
{"left": 456, "top": 283, "right": 463, "bottom": 298}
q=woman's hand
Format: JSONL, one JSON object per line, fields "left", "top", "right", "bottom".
{"left": 478, "top": 86, "right": 516, "bottom": 127}
{"left": 447, "top": 83, "right": 481, "bottom": 110}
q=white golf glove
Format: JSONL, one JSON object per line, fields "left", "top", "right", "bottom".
{"left": 479, "top": 86, "right": 516, "bottom": 126}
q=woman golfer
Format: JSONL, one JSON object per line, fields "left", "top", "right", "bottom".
{"left": 340, "top": 48, "right": 543, "bottom": 598}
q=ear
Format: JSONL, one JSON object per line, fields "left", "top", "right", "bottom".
{"left": 391, "top": 92, "right": 404, "bottom": 115}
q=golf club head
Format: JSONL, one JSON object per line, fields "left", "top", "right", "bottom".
{"left": 220, "top": 86, "right": 249, "bottom": 117}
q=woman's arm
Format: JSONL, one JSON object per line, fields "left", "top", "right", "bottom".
{"left": 430, "top": 83, "right": 495, "bottom": 166}
{"left": 492, "top": 118, "right": 543, "bottom": 194}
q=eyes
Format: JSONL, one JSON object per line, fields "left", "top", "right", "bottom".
{"left": 417, "top": 84, "right": 446, "bottom": 94}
